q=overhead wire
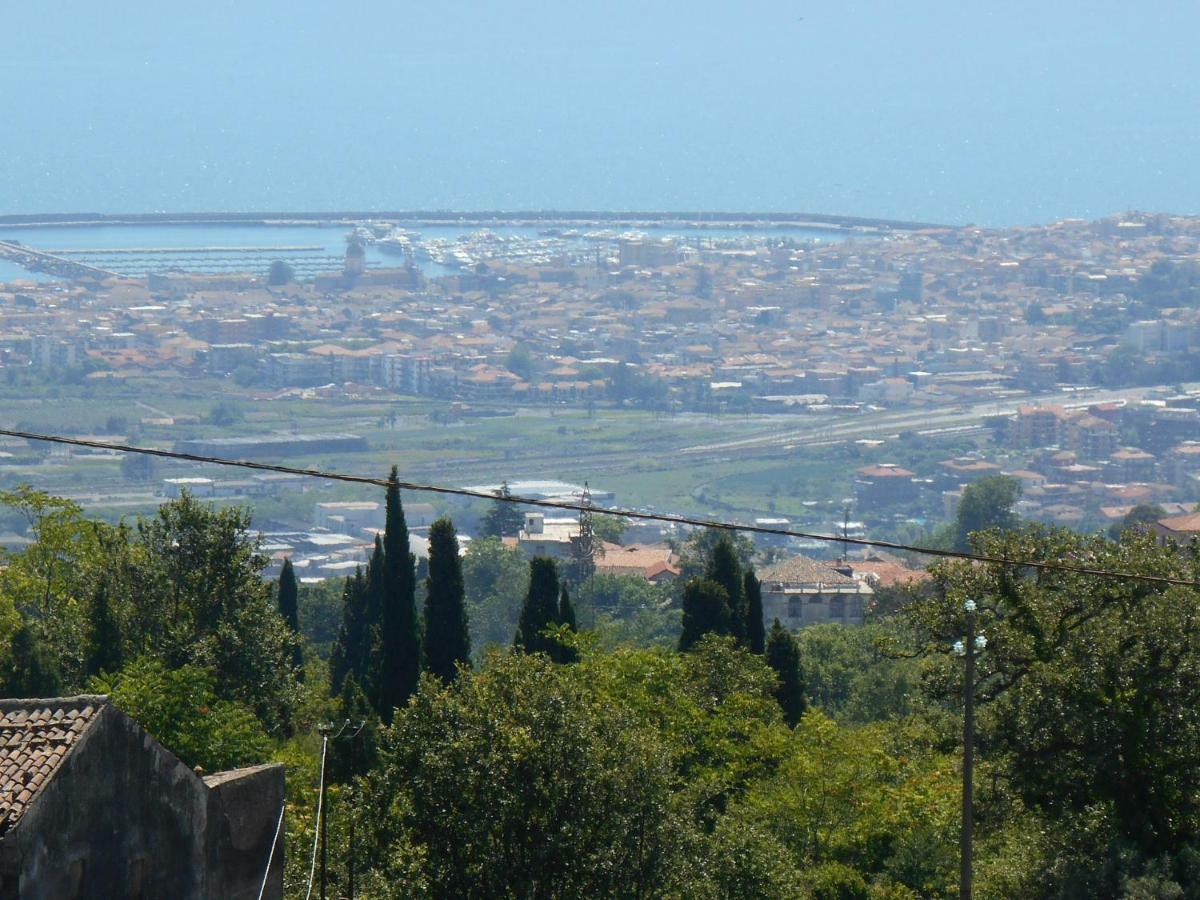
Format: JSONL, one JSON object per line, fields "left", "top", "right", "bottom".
{"left": 1, "top": 426, "right": 1197, "bottom": 588}
{"left": 304, "top": 733, "right": 329, "bottom": 900}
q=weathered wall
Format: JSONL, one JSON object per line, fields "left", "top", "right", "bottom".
{"left": 205, "top": 764, "right": 285, "bottom": 900}
{"left": 6, "top": 704, "right": 210, "bottom": 899}
{"left": 0, "top": 706, "right": 285, "bottom": 900}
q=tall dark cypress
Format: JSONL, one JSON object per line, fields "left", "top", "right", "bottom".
{"left": 422, "top": 518, "right": 471, "bottom": 683}
{"left": 277, "top": 558, "right": 304, "bottom": 677}
{"left": 556, "top": 583, "right": 578, "bottom": 664}
{"left": 364, "top": 536, "right": 386, "bottom": 632}
{"left": 743, "top": 569, "right": 765, "bottom": 655}
{"left": 678, "top": 578, "right": 733, "bottom": 652}
{"left": 377, "top": 466, "right": 421, "bottom": 723}
{"left": 765, "top": 619, "right": 806, "bottom": 727}
{"left": 706, "top": 537, "right": 745, "bottom": 643}
{"left": 85, "top": 580, "right": 124, "bottom": 677}
{"left": 515, "top": 557, "right": 562, "bottom": 657}
{"left": 330, "top": 566, "right": 367, "bottom": 696}
{"left": 329, "top": 673, "right": 378, "bottom": 782}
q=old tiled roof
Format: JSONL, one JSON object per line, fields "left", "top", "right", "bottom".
{"left": 759, "top": 555, "right": 858, "bottom": 587}
{"left": 0, "top": 696, "right": 105, "bottom": 835}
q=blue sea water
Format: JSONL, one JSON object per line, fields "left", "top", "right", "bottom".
{"left": 2, "top": 2, "right": 1198, "bottom": 227}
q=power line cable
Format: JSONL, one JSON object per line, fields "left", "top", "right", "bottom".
{"left": 1, "top": 426, "right": 1197, "bottom": 588}
{"left": 256, "top": 799, "right": 286, "bottom": 900}
{"left": 304, "top": 734, "right": 328, "bottom": 900}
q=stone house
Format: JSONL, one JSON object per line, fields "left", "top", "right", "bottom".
{"left": 0, "top": 695, "right": 283, "bottom": 899}
{"left": 759, "top": 554, "right": 874, "bottom": 629}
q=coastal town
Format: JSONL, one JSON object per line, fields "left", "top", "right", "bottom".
{"left": 2, "top": 212, "right": 1200, "bottom": 596}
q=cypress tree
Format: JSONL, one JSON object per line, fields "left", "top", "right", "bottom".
{"left": 556, "top": 583, "right": 578, "bottom": 664}
{"left": 330, "top": 566, "right": 367, "bottom": 696}
{"left": 423, "top": 518, "right": 471, "bottom": 683}
{"left": 376, "top": 467, "right": 421, "bottom": 723}
{"left": 765, "top": 619, "right": 806, "bottom": 727}
{"left": 744, "top": 569, "right": 765, "bottom": 655}
{"left": 515, "top": 557, "right": 562, "bottom": 657}
{"left": 85, "top": 580, "right": 123, "bottom": 677}
{"left": 364, "top": 536, "right": 386, "bottom": 632}
{"left": 678, "top": 578, "right": 733, "bottom": 652}
{"left": 706, "top": 536, "right": 745, "bottom": 643}
{"left": 330, "top": 673, "right": 378, "bottom": 782}
{"left": 277, "top": 558, "right": 304, "bottom": 677}
{"left": 2, "top": 624, "right": 62, "bottom": 698}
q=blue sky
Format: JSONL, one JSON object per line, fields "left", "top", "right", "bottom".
{"left": 3, "top": 1, "right": 1198, "bottom": 224}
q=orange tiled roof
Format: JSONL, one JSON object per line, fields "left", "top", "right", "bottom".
{"left": 0, "top": 696, "right": 104, "bottom": 835}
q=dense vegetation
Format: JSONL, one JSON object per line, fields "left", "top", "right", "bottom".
{"left": 2, "top": 482, "right": 1200, "bottom": 897}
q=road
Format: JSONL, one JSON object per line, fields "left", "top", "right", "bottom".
{"left": 676, "top": 386, "right": 1158, "bottom": 456}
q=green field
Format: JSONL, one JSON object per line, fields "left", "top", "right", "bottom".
{"left": 0, "top": 376, "right": 982, "bottom": 534}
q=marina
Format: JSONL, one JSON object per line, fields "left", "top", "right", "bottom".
{"left": 0, "top": 215, "right": 864, "bottom": 283}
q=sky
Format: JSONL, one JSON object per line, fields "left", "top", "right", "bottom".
{"left": 3, "top": 1, "right": 1198, "bottom": 225}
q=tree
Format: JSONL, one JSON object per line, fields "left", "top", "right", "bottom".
{"left": 764, "top": 620, "right": 806, "bottom": 726}
{"left": 267, "top": 259, "right": 295, "bottom": 286}
{"left": 120, "top": 452, "right": 158, "bottom": 482}
{"left": 94, "top": 657, "right": 270, "bottom": 774}
{"left": 362, "top": 652, "right": 691, "bottom": 898}
{"left": 515, "top": 557, "right": 563, "bottom": 657}
{"left": 744, "top": 569, "right": 765, "bottom": 654}
{"left": 462, "top": 536, "right": 530, "bottom": 652}
{"left": 555, "top": 585, "right": 578, "bottom": 664}
{"left": 205, "top": 399, "right": 244, "bottom": 427}
{"left": 706, "top": 537, "right": 746, "bottom": 642}
{"left": 592, "top": 514, "right": 629, "bottom": 545}
{"left": 126, "top": 493, "right": 297, "bottom": 731}
{"left": 906, "top": 525, "right": 1200, "bottom": 887}
{"left": 675, "top": 527, "right": 757, "bottom": 585}
{"left": 1, "top": 622, "right": 62, "bottom": 698}
{"left": 422, "top": 518, "right": 471, "bottom": 683}
{"left": 953, "top": 474, "right": 1021, "bottom": 552}
{"left": 678, "top": 578, "right": 733, "bottom": 651}
{"left": 85, "top": 580, "right": 123, "bottom": 677}
{"left": 480, "top": 481, "right": 523, "bottom": 538}
{"left": 277, "top": 558, "right": 303, "bottom": 677}
{"left": 505, "top": 343, "right": 535, "bottom": 380}
{"left": 330, "top": 566, "right": 369, "bottom": 695}
{"left": 376, "top": 468, "right": 421, "bottom": 722}
{"left": 329, "top": 673, "right": 379, "bottom": 782}
{"left": 1109, "top": 502, "right": 1166, "bottom": 540}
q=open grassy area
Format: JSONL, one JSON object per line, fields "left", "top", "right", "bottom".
{"left": 0, "top": 377, "right": 984, "bottom": 534}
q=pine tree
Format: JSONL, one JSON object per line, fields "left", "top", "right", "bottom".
{"left": 744, "top": 569, "right": 765, "bottom": 655}
{"left": 277, "top": 557, "right": 304, "bottom": 677}
{"left": 376, "top": 467, "right": 421, "bottom": 723}
{"left": 765, "top": 619, "right": 806, "bottom": 727}
{"left": 556, "top": 583, "right": 578, "bottom": 664}
{"left": 515, "top": 557, "right": 562, "bottom": 657}
{"left": 482, "top": 481, "right": 524, "bottom": 537}
{"left": 2, "top": 624, "right": 62, "bottom": 698}
{"left": 85, "top": 580, "right": 123, "bottom": 677}
{"left": 706, "top": 536, "right": 745, "bottom": 643}
{"left": 423, "top": 518, "right": 471, "bottom": 683}
{"left": 678, "top": 578, "right": 733, "bottom": 652}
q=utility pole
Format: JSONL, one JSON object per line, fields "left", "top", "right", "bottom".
{"left": 954, "top": 599, "right": 984, "bottom": 900}
{"left": 346, "top": 721, "right": 365, "bottom": 900}
{"left": 317, "top": 723, "right": 332, "bottom": 900}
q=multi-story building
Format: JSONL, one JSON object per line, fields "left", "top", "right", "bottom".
{"left": 759, "top": 554, "right": 873, "bottom": 628}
